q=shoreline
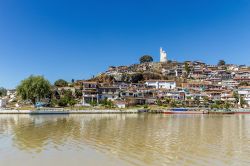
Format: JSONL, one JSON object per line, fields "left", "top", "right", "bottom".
{"left": 0, "top": 109, "right": 139, "bottom": 114}
{"left": 1, "top": 108, "right": 250, "bottom": 114}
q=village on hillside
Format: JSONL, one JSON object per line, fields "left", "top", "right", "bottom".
{"left": 1, "top": 48, "right": 250, "bottom": 110}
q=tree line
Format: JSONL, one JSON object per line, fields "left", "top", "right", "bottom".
{"left": 16, "top": 75, "right": 77, "bottom": 107}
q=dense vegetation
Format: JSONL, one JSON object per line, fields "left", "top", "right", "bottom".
{"left": 54, "top": 79, "right": 68, "bottom": 87}
{"left": 218, "top": 60, "right": 226, "bottom": 66}
{"left": 16, "top": 75, "right": 51, "bottom": 105}
{"left": 139, "top": 55, "right": 153, "bottom": 64}
{"left": 0, "top": 87, "right": 7, "bottom": 97}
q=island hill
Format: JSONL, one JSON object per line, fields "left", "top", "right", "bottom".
{"left": 1, "top": 48, "right": 250, "bottom": 111}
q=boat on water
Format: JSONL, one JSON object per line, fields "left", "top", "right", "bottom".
{"left": 30, "top": 109, "right": 69, "bottom": 115}
{"left": 234, "top": 111, "right": 250, "bottom": 114}
{"left": 163, "top": 108, "right": 207, "bottom": 114}
{"left": 171, "top": 108, "right": 189, "bottom": 111}
{"left": 163, "top": 111, "right": 207, "bottom": 114}
{"left": 208, "top": 111, "right": 234, "bottom": 114}
{"left": 232, "top": 109, "right": 250, "bottom": 114}
{"left": 208, "top": 109, "right": 234, "bottom": 114}
{"left": 138, "top": 109, "right": 149, "bottom": 113}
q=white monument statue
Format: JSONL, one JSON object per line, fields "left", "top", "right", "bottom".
{"left": 160, "top": 47, "right": 167, "bottom": 63}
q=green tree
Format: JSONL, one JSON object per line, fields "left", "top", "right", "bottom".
{"left": 131, "top": 73, "right": 144, "bottom": 83}
{"left": 210, "top": 103, "right": 220, "bottom": 109}
{"left": 90, "top": 100, "right": 97, "bottom": 107}
{"left": 224, "top": 102, "right": 231, "bottom": 109}
{"left": 240, "top": 96, "right": 246, "bottom": 108}
{"left": 233, "top": 91, "right": 239, "bottom": 106}
{"left": 50, "top": 99, "right": 58, "bottom": 107}
{"left": 64, "top": 90, "right": 77, "bottom": 106}
{"left": 0, "top": 87, "right": 7, "bottom": 97}
{"left": 106, "top": 100, "right": 114, "bottom": 108}
{"left": 16, "top": 75, "right": 51, "bottom": 105}
{"left": 143, "top": 104, "right": 148, "bottom": 109}
{"left": 75, "top": 89, "right": 83, "bottom": 98}
{"left": 218, "top": 60, "right": 226, "bottom": 66}
{"left": 202, "top": 96, "right": 210, "bottom": 107}
{"left": 68, "top": 99, "right": 77, "bottom": 107}
{"left": 54, "top": 79, "right": 68, "bottom": 87}
{"left": 139, "top": 55, "right": 153, "bottom": 64}
{"left": 238, "top": 81, "right": 249, "bottom": 86}
{"left": 170, "top": 99, "right": 177, "bottom": 107}
{"left": 58, "top": 97, "right": 68, "bottom": 107}
{"left": 194, "top": 96, "right": 200, "bottom": 107}
{"left": 156, "top": 99, "right": 162, "bottom": 106}
{"left": 62, "top": 89, "right": 73, "bottom": 100}
{"left": 100, "top": 98, "right": 114, "bottom": 108}
{"left": 184, "top": 63, "right": 191, "bottom": 76}
{"left": 165, "top": 98, "right": 171, "bottom": 104}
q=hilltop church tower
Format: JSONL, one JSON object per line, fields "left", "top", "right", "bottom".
{"left": 160, "top": 47, "right": 167, "bottom": 63}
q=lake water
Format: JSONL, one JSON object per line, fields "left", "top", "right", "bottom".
{"left": 0, "top": 114, "right": 250, "bottom": 166}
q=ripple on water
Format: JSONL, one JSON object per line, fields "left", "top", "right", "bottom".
{"left": 0, "top": 114, "right": 250, "bottom": 166}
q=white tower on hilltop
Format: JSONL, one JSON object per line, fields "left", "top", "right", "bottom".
{"left": 160, "top": 47, "right": 167, "bottom": 62}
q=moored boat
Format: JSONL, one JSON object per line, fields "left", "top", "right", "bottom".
{"left": 138, "top": 109, "right": 149, "bottom": 113}
{"left": 163, "top": 110, "right": 207, "bottom": 114}
{"left": 208, "top": 109, "right": 234, "bottom": 114}
{"left": 163, "top": 108, "right": 208, "bottom": 114}
{"left": 208, "top": 111, "right": 234, "bottom": 114}
{"left": 30, "top": 109, "right": 69, "bottom": 115}
{"left": 232, "top": 109, "right": 250, "bottom": 114}
{"left": 234, "top": 111, "right": 250, "bottom": 114}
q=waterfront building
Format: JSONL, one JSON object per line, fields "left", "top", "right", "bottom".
{"left": 114, "top": 100, "right": 127, "bottom": 108}
{"left": 0, "top": 99, "right": 6, "bottom": 108}
{"left": 98, "top": 86, "right": 120, "bottom": 101}
{"left": 221, "top": 91, "right": 235, "bottom": 102}
{"left": 221, "top": 80, "right": 239, "bottom": 89}
{"left": 205, "top": 91, "right": 222, "bottom": 100}
{"left": 79, "top": 81, "right": 99, "bottom": 106}
{"left": 237, "top": 86, "right": 250, "bottom": 106}
{"left": 145, "top": 80, "right": 176, "bottom": 89}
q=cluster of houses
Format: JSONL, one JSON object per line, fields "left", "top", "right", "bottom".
{"left": 1, "top": 55, "right": 249, "bottom": 109}
{"left": 75, "top": 60, "right": 250, "bottom": 108}
{"left": 74, "top": 79, "right": 249, "bottom": 108}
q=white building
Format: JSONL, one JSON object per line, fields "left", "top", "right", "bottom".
{"left": 145, "top": 80, "right": 176, "bottom": 89}
{"left": 0, "top": 99, "right": 7, "bottom": 108}
{"left": 237, "top": 86, "right": 250, "bottom": 106}
{"left": 221, "top": 80, "right": 239, "bottom": 89}
{"left": 7, "top": 89, "right": 16, "bottom": 102}
{"left": 115, "top": 101, "right": 126, "bottom": 109}
{"left": 160, "top": 47, "right": 167, "bottom": 63}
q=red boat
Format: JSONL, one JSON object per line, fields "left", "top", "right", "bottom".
{"left": 234, "top": 111, "right": 250, "bottom": 114}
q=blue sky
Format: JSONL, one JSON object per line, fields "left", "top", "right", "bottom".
{"left": 0, "top": 0, "right": 250, "bottom": 88}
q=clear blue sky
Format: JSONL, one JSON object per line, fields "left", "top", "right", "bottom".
{"left": 0, "top": 0, "right": 250, "bottom": 88}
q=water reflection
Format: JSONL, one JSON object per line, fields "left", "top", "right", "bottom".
{"left": 0, "top": 114, "right": 250, "bottom": 166}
